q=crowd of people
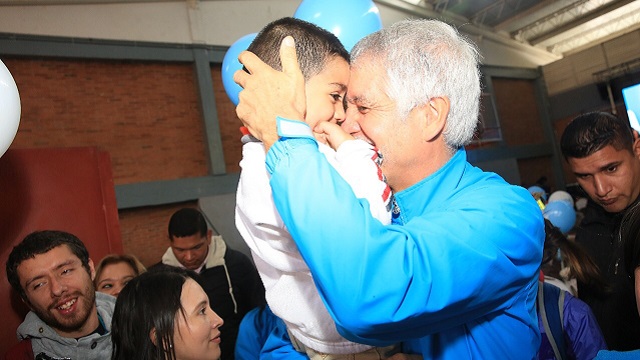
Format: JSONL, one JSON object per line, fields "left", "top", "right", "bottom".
{"left": 4, "top": 16, "right": 640, "bottom": 360}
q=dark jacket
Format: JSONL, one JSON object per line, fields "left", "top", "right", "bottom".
{"left": 151, "top": 235, "right": 266, "bottom": 360}
{"left": 575, "top": 199, "right": 640, "bottom": 350}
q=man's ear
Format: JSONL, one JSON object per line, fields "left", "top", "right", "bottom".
{"left": 421, "top": 96, "right": 449, "bottom": 142}
{"left": 633, "top": 133, "right": 640, "bottom": 160}
{"left": 88, "top": 258, "right": 96, "bottom": 281}
{"left": 207, "top": 228, "right": 213, "bottom": 239}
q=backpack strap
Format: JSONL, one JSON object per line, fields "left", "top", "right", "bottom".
{"left": 538, "top": 282, "right": 567, "bottom": 360}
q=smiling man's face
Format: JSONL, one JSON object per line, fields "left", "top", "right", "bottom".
{"left": 18, "top": 244, "right": 98, "bottom": 338}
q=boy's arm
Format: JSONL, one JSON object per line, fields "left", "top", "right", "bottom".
{"left": 316, "top": 121, "right": 392, "bottom": 224}
{"left": 235, "top": 141, "right": 308, "bottom": 273}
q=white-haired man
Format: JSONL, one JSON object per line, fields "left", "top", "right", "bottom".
{"left": 234, "top": 19, "right": 544, "bottom": 359}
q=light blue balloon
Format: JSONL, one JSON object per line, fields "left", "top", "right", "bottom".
{"left": 548, "top": 190, "right": 574, "bottom": 208}
{"left": 294, "top": 0, "right": 382, "bottom": 52}
{"left": 543, "top": 201, "right": 576, "bottom": 234}
{"left": 222, "top": 33, "right": 257, "bottom": 106}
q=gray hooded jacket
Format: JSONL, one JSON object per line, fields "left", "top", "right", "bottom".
{"left": 16, "top": 292, "right": 115, "bottom": 360}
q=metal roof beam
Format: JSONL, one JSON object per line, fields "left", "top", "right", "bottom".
{"left": 528, "top": 0, "right": 635, "bottom": 45}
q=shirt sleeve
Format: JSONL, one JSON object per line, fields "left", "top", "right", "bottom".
{"left": 235, "top": 141, "right": 308, "bottom": 273}
{"left": 564, "top": 293, "right": 608, "bottom": 360}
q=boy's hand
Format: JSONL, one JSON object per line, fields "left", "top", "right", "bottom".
{"left": 314, "top": 121, "right": 355, "bottom": 151}
{"left": 234, "top": 36, "right": 306, "bottom": 151}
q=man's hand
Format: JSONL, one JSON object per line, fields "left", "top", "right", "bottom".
{"left": 314, "top": 121, "right": 354, "bottom": 151}
{"left": 234, "top": 36, "right": 307, "bottom": 150}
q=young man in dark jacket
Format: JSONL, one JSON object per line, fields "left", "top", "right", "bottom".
{"left": 560, "top": 111, "right": 640, "bottom": 350}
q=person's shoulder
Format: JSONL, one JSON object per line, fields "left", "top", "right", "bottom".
{"left": 460, "top": 165, "right": 537, "bottom": 205}
{"left": 461, "top": 160, "right": 522, "bottom": 193}
{"left": 95, "top": 291, "right": 116, "bottom": 325}
{"left": 16, "top": 311, "right": 54, "bottom": 340}
{"left": 224, "top": 246, "right": 247, "bottom": 258}
{"left": 224, "top": 247, "right": 253, "bottom": 264}
{"left": 544, "top": 277, "right": 573, "bottom": 294}
{"left": 96, "top": 291, "right": 116, "bottom": 306}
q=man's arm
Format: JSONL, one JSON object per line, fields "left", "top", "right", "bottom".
{"left": 266, "top": 142, "right": 543, "bottom": 344}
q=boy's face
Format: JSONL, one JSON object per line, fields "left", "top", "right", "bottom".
{"left": 304, "top": 56, "right": 349, "bottom": 130}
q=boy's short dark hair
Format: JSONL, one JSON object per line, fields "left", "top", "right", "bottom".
{"left": 168, "top": 207, "right": 208, "bottom": 240}
{"left": 6, "top": 230, "right": 91, "bottom": 301}
{"left": 248, "top": 17, "right": 349, "bottom": 81}
{"left": 560, "top": 111, "right": 635, "bottom": 159}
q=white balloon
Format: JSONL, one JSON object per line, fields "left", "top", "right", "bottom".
{"left": 548, "top": 190, "right": 574, "bottom": 208}
{"left": 0, "top": 59, "right": 20, "bottom": 158}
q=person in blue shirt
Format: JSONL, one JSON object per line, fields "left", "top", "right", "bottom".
{"left": 233, "top": 18, "right": 544, "bottom": 359}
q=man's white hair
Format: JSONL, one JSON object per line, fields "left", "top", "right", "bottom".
{"left": 351, "top": 19, "right": 481, "bottom": 150}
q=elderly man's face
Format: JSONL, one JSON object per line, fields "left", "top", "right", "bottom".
{"left": 17, "top": 245, "right": 97, "bottom": 338}
{"left": 343, "top": 57, "right": 427, "bottom": 192}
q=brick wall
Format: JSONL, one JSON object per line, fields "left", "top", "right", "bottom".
{"left": 118, "top": 201, "right": 199, "bottom": 267}
{"left": 4, "top": 57, "right": 242, "bottom": 265}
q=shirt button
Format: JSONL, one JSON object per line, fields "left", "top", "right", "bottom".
{"left": 91, "top": 342, "right": 97, "bottom": 349}
{"left": 38, "top": 327, "right": 44, "bottom": 334}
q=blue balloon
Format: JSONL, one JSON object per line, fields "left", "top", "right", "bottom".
{"left": 527, "top": 185, "right": 547, "bottom": 202}
{"left": 294, "top": 0, "right": 382, "bottom": 52}
{"left": 543, "top": 201, "right": 576, "bottom": 234}
{"left": 222, "top": 33, "right": 257, "bottom": 106}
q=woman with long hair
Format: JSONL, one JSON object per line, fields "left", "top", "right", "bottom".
{"left": 111, "top": 268, "right": 223, "bottom": 360}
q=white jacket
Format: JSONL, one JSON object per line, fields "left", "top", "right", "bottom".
{"left": 235, "top": 139, "right": 391, "bottom": 354}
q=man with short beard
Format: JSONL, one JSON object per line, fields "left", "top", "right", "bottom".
{"left": 5, "top": 230, "right": 115, "bottom": 359}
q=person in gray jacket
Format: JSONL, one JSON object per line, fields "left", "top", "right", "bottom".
{"left": 5, "top": 230, "right": 115, "bottom": 360}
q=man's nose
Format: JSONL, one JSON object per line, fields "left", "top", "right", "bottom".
{"left": 593, "top": 176, "right": 610, "bottom": 197}
{"left": 341, "top": 107, "right": 361, "bottom": 135}
{"left": 50, "top": 277, "right": 67, "bottom": 297}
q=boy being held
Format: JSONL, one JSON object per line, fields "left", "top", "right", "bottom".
{"left": 235, "top": 17, "right": 394, "bottom": 359}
